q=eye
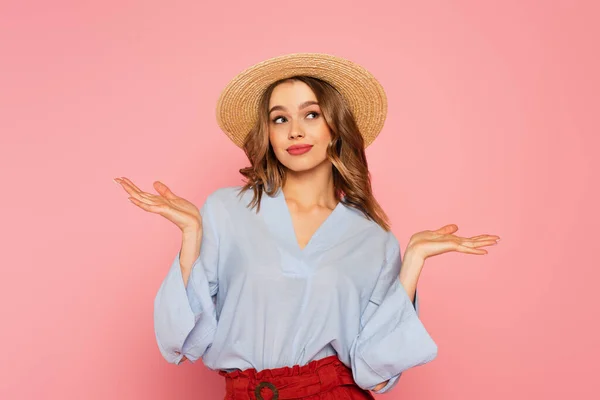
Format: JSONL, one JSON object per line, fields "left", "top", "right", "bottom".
{"left": 306, "top": 111, "right": 320, "bottom": 119}
{"left": 272, "top": 115, "right": 287, "bottom": 124}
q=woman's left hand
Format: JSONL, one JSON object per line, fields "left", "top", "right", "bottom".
{"left": 405, "top": 224, "right": 500, "bottom": 262}
{"left": 372, "top": 225, "right": 497, "bottom": 393}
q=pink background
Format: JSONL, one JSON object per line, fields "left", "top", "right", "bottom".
{"left": 1, "top": 0, "right": 597, "bottom": 399}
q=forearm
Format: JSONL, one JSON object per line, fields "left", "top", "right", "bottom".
{"left": 179, "top": 225, "right": 203, "bottom": 288}
{"left": 398, "top": 249, "right": 425, "bottom": 304}
{"left": 372, "top": 380, "right": 388, "bottom": 392}
{"left": 370, "top": 250, "right": 425, "bottom": 392}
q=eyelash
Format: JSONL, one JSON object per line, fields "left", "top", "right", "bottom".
{"left": 272, "top": 111, "right": 320, "bottom": 124}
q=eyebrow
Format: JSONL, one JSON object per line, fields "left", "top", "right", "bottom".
{"left": 268, "top": 100, "right": 319, "bottom": 114}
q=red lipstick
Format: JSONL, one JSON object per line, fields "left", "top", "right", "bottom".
{"left": 286, "top": 144, "right": 313, "bottom": 155}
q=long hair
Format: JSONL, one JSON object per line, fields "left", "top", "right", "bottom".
{"left": 237, "top": 75, "right": 391, "bottom": 231}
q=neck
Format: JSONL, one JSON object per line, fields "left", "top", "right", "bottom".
{"left": 282, "top": 161, "right": 337, "bottom": 209}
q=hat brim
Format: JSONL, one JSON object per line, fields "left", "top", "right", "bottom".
{"left": 215, "top": 53, "right": 387, "bottom": 148}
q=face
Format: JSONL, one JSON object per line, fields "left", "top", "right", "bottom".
{"left": 268, "top": 80, "right": 332, "bottom": 173}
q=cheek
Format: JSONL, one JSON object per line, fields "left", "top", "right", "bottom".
{"left": 268, "top": 128, "right": 288, "bottom": 158}
{"left": 316, "top": 125, "right": 332, "bottom": 144}
{"left": 269, "top": 128, "right": 282, "bottom": 146}
{"left": 313, "top": 129, "right": 331, "bottom": 158}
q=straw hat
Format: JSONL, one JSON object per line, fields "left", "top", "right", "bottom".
{"left": 215, "top": 52, "right": 388, "bottom": 148}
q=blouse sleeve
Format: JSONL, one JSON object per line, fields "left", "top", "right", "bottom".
{"left": 349, "top": 234, "right": 437, "bottom": 393}
{"left": 153, "top": 194, "right": 220, "bottom": 365}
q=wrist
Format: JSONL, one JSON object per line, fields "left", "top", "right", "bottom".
{"left": 182, "top": 221, "right": 202, "bottom": 236}
{"left": 402, "top": 248, "right": 425, "bottom": 268}
{"left": 399, "top": 249, "right": 424, "bottom": 283}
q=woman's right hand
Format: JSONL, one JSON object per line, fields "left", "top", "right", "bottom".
{"left": 115, "top": 177, "right": 201, "bottom": 233}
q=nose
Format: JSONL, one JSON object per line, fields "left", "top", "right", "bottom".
{"left": 288, "top": 120, "right": 305, "bottom": 140}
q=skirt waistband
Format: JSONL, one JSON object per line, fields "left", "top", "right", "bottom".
{"left": 218, "top": 355, "right": 359, "bottom": 400}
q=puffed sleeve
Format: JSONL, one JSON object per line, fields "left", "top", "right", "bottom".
{"left": 349, "top": 233, "right": 437, "bottom": 393}
{"left": 153, "top": 194, "right": 220, "bottom": 365}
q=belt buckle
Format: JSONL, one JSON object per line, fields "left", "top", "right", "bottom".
{"left": 254, "top": 381, "right": 279, "bottom": 400}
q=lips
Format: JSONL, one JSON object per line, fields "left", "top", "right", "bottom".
{"left": 286, "top": 144, "right": 313, "bottom": 155}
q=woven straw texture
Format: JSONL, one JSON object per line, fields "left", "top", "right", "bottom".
{"left": 215, "top": 53, "right": 388, "bottom": 148}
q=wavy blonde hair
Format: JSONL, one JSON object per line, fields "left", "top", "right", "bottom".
{"left": 237, "top": 76, "right": 390, "bottom": 231}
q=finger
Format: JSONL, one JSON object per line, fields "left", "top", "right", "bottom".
{"left": 458, "top": 244, "right": 487, "bottom": 255}
{"left": 120, "top": 177, "right": 144, "bottom": 193}
{"left": 153, "top": 181, "right": 178, "bottom": 200}
{"left": 119, "top": 179, "right": 157, "bottom": 203}
{"left": 461, "top": 236, "right": 500, "bottom": 244}
{"left": 118, "top": 179, "right": 145, "bottom": 199}
{"left": 434, "top": 224, "right": 458, "bottom": 233}
{"left": 450, "top": 234, "right": 484, "bottom": 242}
{"left": 128, "top": 197, "right": 162, "bottom": 212}
{"left": 462, "top": 239, "right": 498, "bottom": 248}
{"left": 139, "top": 192, "right": 162, "bottom": 204}
{"left": 136, "top": 193, "right": 162, "bottom": 206}
{"left": 469, "top": 235, "right": 500, "bottom": 240}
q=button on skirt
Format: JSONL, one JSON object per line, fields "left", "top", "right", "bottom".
{"left": 218, "top": 355, "right": 376, "bottom": 400}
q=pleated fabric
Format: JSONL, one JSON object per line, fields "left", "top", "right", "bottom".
{"left": 219, "top": 355, "right": 376, "bottom": 400}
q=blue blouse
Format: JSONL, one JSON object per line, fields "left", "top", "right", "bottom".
{"left": 153, "top": 186, "right": 438, "bottom": 394}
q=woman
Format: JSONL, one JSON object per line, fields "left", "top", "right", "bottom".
{"left": 115, "top": 53, "right": 499, "bottom": 399}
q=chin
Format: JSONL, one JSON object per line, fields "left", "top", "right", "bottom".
{"left": 285, "top": 164, "right": 318, "bottom": 173}
{"left": 280, "top": 156, "right": 330, "bottom": 173}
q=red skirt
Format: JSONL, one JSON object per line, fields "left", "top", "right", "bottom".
{"left": 218, "top": 355, "right": 376, "bottom": 400}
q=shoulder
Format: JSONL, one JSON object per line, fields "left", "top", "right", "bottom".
{"left": 204, "top": 185, "right": 251, "bottom": 207}
{"left": 342, "top": 203, "right": 401, "bottom": 261}
{"left": 199, "top": 186, "right": 253, "bottom": 234}
{"left": 197, "top": 185, "right": 247, "bottom": 220}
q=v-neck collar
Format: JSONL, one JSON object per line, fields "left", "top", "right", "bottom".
{"left": 261, "top": 187, "right": 346, "bottom": 259}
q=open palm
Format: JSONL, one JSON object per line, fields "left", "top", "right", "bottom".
{"left": 406, "top": 224, "right": 500, "bottom": 261}
{"left": 115, "top": 177, "right": 201, "bottom": 232}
